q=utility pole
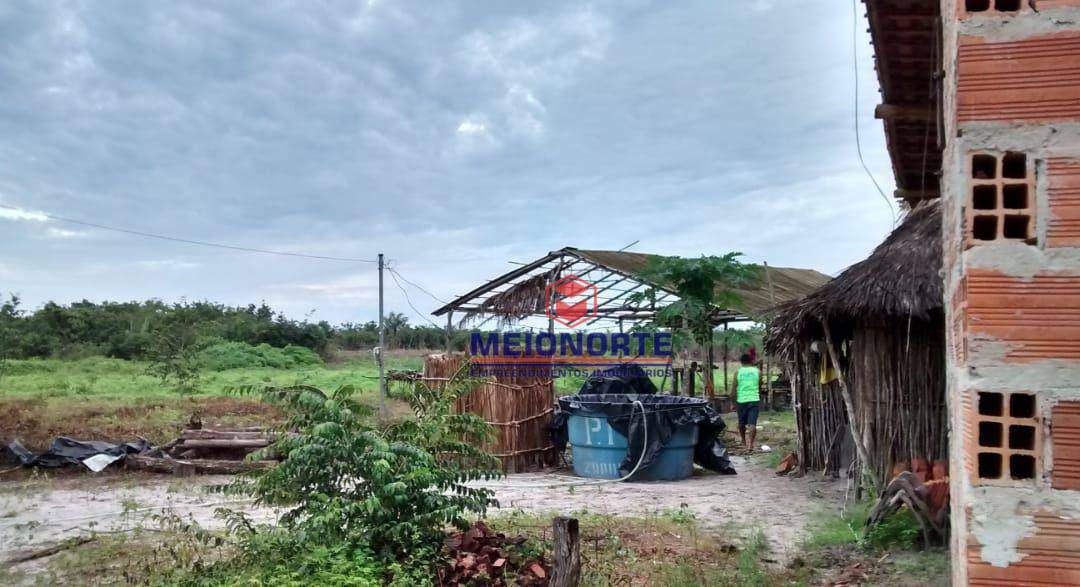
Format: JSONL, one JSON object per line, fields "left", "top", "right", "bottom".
{"left": 378, "top": 253, "right": 386, "bottom": 417}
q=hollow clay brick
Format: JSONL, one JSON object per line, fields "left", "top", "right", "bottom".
{"left": 1047, "top": 157, "right": 1080, "bottom": 247}
{"left": 957, "top": 33, "right": 1080, "bottom": 123}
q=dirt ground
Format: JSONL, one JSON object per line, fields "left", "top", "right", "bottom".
{"left": 0, "top": 455, "right": 845, "bottom": 577}
{"left": 475, "top": 456, "right": 847, "bottom": 563}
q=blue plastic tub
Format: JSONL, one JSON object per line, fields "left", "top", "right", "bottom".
{"left": 567, "top": 413, "right": 698, "bottom": 481}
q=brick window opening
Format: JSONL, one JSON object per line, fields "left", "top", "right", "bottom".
{"left": 979, "top": 452, "right": 1002, "bottom": 478}
{"left": 965, "top": 0, "right": 1029, "bottom": 13}
{"left": 974, "top": 391, "right": 1040, "bottom": 483}
{"left": 973, "top": 216, "right": 998, "bottom": 240}
{"left": 979, "top": 392, "right": 1004, "bottom": 416}
{"left": 1003, "top": 215, "right": 1030, "bottom": 240}
{"left": 1002, "top": 184, "right": 1027, "bottom": 209}
{"left": 1002, "top": 152, "right": 1026, "bottom": 178}
{"left": 973, "top": 185, "right": 998, "bottom": 210}
{"left": 980, "top": 421, "right": 1003, "bottom": 447}
{"left": 1010, "top": 455, "right": 1036, "bottom": 479}
{"left": 972, "top": 153, "right": 997, "bottom": 178}
{"left": 1010, "top": 393, "right": 1036, "bottom": 418}
{"left": 1009, "top": 425, "right": 1036, "bottom": 450}
{"left": 967, "top": 152, "right": 1037, "bottom": 247}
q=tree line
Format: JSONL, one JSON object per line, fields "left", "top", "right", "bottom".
{"left": 0, "top": 295, "right": 762, "bottom": 362}
{"left": 0, "top": 296, "right": 458, "bottom": 360}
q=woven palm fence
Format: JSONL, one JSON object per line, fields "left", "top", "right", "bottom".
{"left": 424, "top": 353, "right": 557, "bottom": 473}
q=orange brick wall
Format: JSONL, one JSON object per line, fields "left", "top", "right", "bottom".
{"left": 1047, "top": 157, "right": 1080, "bottom": 247}
{"left": 957, "top": 33, "right": 1080, "bottom": 123}
{"left": 967, "top": 513, "right": 1080, "bottom": 585}
{"left": 944, "top": 1, "right": 1080, "bottom": 584}
{"left": 966, "top": 269, "right": 1080, "bottom": 361}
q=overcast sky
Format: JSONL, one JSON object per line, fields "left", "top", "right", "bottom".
{"left": 0, "top": 0, "right": 897, "bottom": 326}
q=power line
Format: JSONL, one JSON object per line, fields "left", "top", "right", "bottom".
{"left": 387, "top": 267, "right": 442, "bottom": 328}
{"left": 851, "top": 0, "right": 897, "bottom": 226}
{"left": 0, "top": 202, "right": 378, "bottom": 263}
{"left": 387, "top": 266, "right": 448, "bottom": 304}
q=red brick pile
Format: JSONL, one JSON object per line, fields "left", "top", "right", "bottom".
{"left": 439, "top": 521, "right": 551, "bottom": 586}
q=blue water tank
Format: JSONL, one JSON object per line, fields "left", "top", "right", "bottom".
{"left": 567, "top": 413, "right": 698, "bottom": 481}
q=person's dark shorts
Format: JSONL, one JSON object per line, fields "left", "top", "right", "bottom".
{"left": 736, "top": 401, "right": 760, "bottom": 427}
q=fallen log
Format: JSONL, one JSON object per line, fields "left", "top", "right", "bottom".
{"left": 4, "top": 536, "right": 96, "bottom": 566}
{"left": 125, "top": 455, "right": 275, "bottom": 475}
{"left": 180, "top": 430, "right": 271, "bottom": 441}
{"left": 176, "top": 439, "right": 270, "bottom": 449}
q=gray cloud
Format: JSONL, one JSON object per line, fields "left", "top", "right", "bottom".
{"left": 0, "top": 0, "right": 896, "bottom": 324}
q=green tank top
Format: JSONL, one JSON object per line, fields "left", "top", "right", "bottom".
{"left": 736, "top": 366, "right": 760, "bottom": 403}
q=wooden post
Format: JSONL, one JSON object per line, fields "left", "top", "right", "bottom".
{"left": 445, "top": 311, "right": 453, "bottom": 354}
{"left": 688, "top": 360, "right": 697, "bottom": 397}
{"left": 821, "top": 320, "right": 880, "bottom": 490}
{"left": 705, "top": 336, "right": 715, "bottom": 398}
{"left": 552, "top": 516, "right": 580, "bottom": 587}
{"left": 722, "top": 322, "right": 729, "bottom": 397}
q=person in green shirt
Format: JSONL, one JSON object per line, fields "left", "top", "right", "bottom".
{"left": 729, "top": 353, "right": 761, "bottom": 450}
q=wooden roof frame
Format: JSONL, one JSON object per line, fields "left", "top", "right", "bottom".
{"left": 432, "top": 247, "right": 831, "bottom": 328}
{"left": 864, "top": 0, "right": 944, "bottom": 206}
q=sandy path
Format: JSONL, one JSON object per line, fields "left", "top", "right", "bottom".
{"left": 479, "top": 456, "right": 847, "bottom": 562}
{"left": 0, "top": 457, "right": 844, "bottom": 570}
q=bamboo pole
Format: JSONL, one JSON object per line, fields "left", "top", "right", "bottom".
{"left": 821, "top": 320, "right": 880, "bottom": 490}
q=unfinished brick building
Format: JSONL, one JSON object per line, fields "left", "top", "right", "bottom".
{"left": 866, "top": 0, "right": 1080, "bottom": 584}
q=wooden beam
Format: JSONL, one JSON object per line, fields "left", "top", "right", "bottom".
{"left": 875, "top": 103, "right": 932, "bottom": 122}
{"left": 894, "top": 188, "right": 939, "bottom": 201}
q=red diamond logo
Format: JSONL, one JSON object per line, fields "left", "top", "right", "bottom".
{"left": 545, "top": 275, "right": 598, "bottom": 328}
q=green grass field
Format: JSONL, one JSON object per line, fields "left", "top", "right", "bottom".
{"left": 0, "top": 354, "right": 424, "bottom": 449}
{"left": 0, "top": 354, "right": 423, "bottom": 400}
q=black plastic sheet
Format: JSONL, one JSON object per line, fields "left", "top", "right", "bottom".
{"left": 576, "top": 363, "right": 658, "bottom": 396}
{"left": 557, "top": 393, "right": 735, "bottom": 478}
{"left": 4, "top": 437, "right": 152, "bottom": 469}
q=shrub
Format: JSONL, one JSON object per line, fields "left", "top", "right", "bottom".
{"left": 198, "top": 341, "right": 322, "bottom": 371}
{"left": 217, "top": 363, "right": 501, "bottom": 584}
{"left": 864, "top": 508, "right": 923, "bottom": 551}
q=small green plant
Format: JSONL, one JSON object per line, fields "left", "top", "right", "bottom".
{"left": 735, "top": 529, "right": 768, "bottom": 586}
{"left": 217, "top": 361, "right": 502, "bottom": 584}
{"left": 864, "top": 507, "right": 923, "bottom": 551}
{"left": 660, "top": 505, "right": 698, "bottom": 525}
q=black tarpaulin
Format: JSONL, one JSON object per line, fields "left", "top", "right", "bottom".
{"left": 557, "top": 393, "right": 735, "bottom": 478}
{"left": 576, "top": 363, "right": 658, "bottom": 395}
{"left": 4, "top": 437, "right": 153, "bottom": 469}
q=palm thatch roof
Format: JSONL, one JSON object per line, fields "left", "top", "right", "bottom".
{"left": 767, "top": 200, "right": 942, "bottom": 350}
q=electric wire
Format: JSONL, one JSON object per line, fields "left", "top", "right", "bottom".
{"left": 387, "top": 267, "right": 443, "bottom": 328}
{"left": 387, "top": 266, "right": 448, "bottom": 304}
{"left": 0, "top": 202, "right": 377, "bottom": 263}
{"left": 851, "top": 0, "right": 897, "bottom": 226}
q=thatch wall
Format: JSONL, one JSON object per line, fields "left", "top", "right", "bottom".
{"left": 424, "top": 354, "right": 557, "bottom": 473}
{"left": 766, "top": 201, "right": 947, "bottom": 487}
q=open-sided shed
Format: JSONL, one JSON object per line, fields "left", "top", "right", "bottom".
{"left": 432, "top": 247, "right": 831, "bottom": 329}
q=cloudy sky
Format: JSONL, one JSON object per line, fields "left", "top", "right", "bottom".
{"left": 0, "top": 0, "right": 897, "bottom": 326}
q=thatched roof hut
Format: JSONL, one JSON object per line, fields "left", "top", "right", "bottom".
{"left": 765, "top": 201, "right": 946, "bottom": 485}
{"left": 768, "top": 200, "right": 943, "bottom": 348}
